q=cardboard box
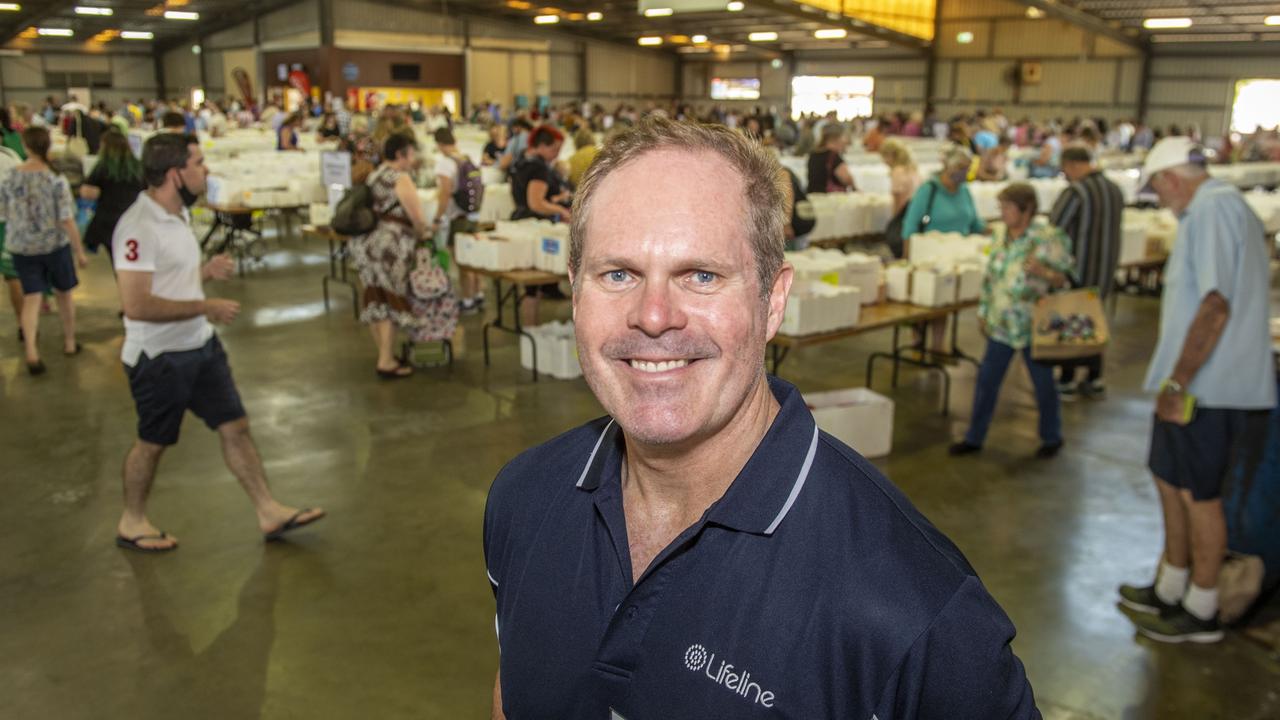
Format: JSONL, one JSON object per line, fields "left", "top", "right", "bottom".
{"left": 955, "top": 263, "right": 983, "bottom": 302}
{"left": 911, "top": 267, "right": 957, "bottom": 307}
{"left": 535, "top": 223, "right": 571, "bottom": 275}
{"left": 886, "top": 264, "right": 912, "bottom": 302}
{"left": 520, "top": 321, "right": 582, "bottom": 379}
{"left": 804, "top": 387, "right": 894, "bottom": 458}
{"left": 780, "top": 283, "right": 861, "bottom": 335}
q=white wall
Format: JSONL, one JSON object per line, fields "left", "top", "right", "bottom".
{"left": 932, "top": 0, "right": 1141, "bottom": 122}
{"left": 1, "top": 52, "right": 159, "bottom": 108}
{"left": 1145, "top": 51, "right": 1280, "bottom": 138}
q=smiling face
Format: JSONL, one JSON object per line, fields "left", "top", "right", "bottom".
{"left": 572, "top": 149, "right": 791, "bottom": 447}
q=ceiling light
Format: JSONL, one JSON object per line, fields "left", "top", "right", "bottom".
{"left": 956, "top": 30, "right": 974, "bottom": 43}
{"left": 587, "top": 11, "right": 602, "bottom": 20}
{"left": 505, "top": 0, "right": 532, "bottom": 7}
{"left": 644, "top": 8, "right": 672, "bottom": 17}
{"left": 534, "top": 14, "right": 559, "bottom": 23}
{"left": 726, "top": 1, "right": 744, "bottom": 11}
{"left": 814, "top": 28, "right": 846, "bottom": 39}
{"left": 638, "top": 36, "right": 662, "bottom": 46}
{"left": 163, "top": 10, "right": 199, "bottom": 20}
{"left": 75, "top": 6, "right": 113, "bottom": 15}
{"left": 37, "top": 28, "right": 75, "bottom": 37}
{"left": 691, "top": 34, "right": 707, "bottom": 43}
{"left": 1265, "top": 16, "right": 1280, "bottom": 26}
{"left": 748, "top": 31, "right": 777, "bottom": 41}
{"left": 0, "top": 3, "right": 20, "bottom": 10}
{"left": 1143, "top": 17, "right": 1192, "bottom": 29}
{"left": 121, "top": 30, "right": 154, "bottom": 40}
{"left": 566, "top": 12, "right": 583, "bottom": 20}
{"left": 1025, "top": 7, "right": 1045, "bottom": 19}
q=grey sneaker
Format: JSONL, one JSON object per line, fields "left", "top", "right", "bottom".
{"left": 1058, "top": 381, "right": 1079, "bottom": 402}
{"left": 1118, "top": 583, "right": 1178, "bottom": 616}
{"left": 1081, "top": 379, "right": 1107, "bottom": 399}
{"left": 1134, "top": 604, "right": 1224, "bottom": 644}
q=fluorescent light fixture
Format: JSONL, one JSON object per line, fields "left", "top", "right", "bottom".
{"left": 163, "top": 10, "right": 199, "bottom": 20}
{"left": 0, "top": 3, "right": 20, "bottom": 10}
{"left": 75, "top": 6, "right": 113, "bottom": 15}
{"left": 1265, "top": 15, "right": 1280, "bottom": 26}
{"left": 37, "top": 28, "right": 75, "bottom": 37}
{"left": 1025, "top": 6, "right": 1045, "bottom": 19}
{"left": 814, "top": 28, "right": 847, "bottom": 39}
{"left": 533, "top": 14, "right": 559, "bottom": 23}
{"left": 638, "top": 35, "right": 663, "bottom": 45}
{"left": 726, "top": 1, "right": 744, "bottom": 11}
{"left": 1143, "top": 17, "right": 1192, "bottom": 29}
{"left": 121, "top": 30, "right": 154, "bottom": 40}
{"left": 956, "top": 30, "right": 974, "bottom": 43}
{"left": 748, "top": 31, "right": 777, "bottom": 41}
{"left": 587, "top": 11, "right": 603, "bottom": 20}
{"left": 644, "top": 7, "right": 673, "bottom": 17}
{"left": 691, "top": 34, "right": 707, "bottom": 43}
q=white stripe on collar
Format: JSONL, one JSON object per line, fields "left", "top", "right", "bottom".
{"left": 764, "top": 422, "right": 819, "bottom": 535}
{"left": 576, "top": 419, "right": 616, "bottom": 488}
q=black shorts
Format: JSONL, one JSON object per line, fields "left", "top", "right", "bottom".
{"left": 12, "top": 246, "right": 78, "bottom": 295}
{"left": 1148, "top": 407, "right": 1271, "bottom": 501}
{"left": 125, "top": 336, "right": 247, "bottom": 446}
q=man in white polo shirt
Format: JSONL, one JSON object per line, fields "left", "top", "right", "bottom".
{"left": 112, "top": 133, "right": 324, "bottom": 553}
{"left": 1119, "top": 137, "right": 1275, "bottom": 642}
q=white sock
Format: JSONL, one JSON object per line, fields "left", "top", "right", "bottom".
{"left": 1155, "top": 561, "right": 1189, "bottom": 605}
{"left": 1183, "top": 583, "right": 1219, "bottom": 621}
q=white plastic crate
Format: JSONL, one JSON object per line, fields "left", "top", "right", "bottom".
{"left": 456, "top": 232, "right": 536, "bottom": 271}
{"left": 804, "top": 387, "right": 894, "bottom": 458}
{"left": 886, "top": 264, "right": 912, "bottom": 302}
{"left": 955, "top": 263, "right": 983, "bottom": 302}
{"left": 535, "top": 223, "right": 571, "bottom": 275}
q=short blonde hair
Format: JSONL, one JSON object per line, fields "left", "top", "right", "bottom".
{"left": 569, "top": 115, "right": 787, "bottom": 297}
{"left": 879, "top": 139, "right": 915, "bottom": 170}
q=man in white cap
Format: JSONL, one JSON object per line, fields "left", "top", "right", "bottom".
{"left": 1118, "top": 137, "right": 1275, "bottom": 643}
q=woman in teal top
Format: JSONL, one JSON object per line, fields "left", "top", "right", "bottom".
{"left": 951, "top": 182, "right": 1075, "bottom": 459}
{"left": 900, "top": 146, "right": 985, "bottom": 252}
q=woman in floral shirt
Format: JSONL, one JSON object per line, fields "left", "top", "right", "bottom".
{"left": 952, "top": 182, "right": 1074, "bottom": 458}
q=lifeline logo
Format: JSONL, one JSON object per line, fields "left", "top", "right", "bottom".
{"left": 683, "top": 644, "right": 776, "bottom": 708}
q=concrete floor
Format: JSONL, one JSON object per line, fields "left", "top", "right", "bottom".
{"left": 2, "top": 235, "right": 1278, "bottom": 719}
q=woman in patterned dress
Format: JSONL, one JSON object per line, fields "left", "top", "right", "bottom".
{"left": 951, "top": 182, "right": 1076, "bottom": 459}
{"left": 353, "top": 131, "right": 428, "bottom": 379}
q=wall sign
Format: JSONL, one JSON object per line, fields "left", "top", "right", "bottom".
{"left": 342, "top": 62, "right": 359, "bottom": 82}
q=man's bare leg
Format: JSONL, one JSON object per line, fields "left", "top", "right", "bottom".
{"left": 217, "top": 417, "right": 325, "bottom": 534}
{"left": 1183, "top": 492, "right": 1226, "bottom": 590}
{"left": 118, "top": 439, "right": 179, "bottom": 550}
{"left": 1157, "top": 477, "right": 1190, "bottom": 568}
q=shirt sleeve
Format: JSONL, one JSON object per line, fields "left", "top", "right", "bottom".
{"left": 87, "top": 163, "right": 107, "bottom": 188}
{"left": 963, "top": 188, "right": 986, "bottom": 234}
{"left": 1048, "top": 186, "right": 1079, "bottom": 232}
{"left": 1189, "top": 202, "right": 1240, "bottom": 303}
{"left": 112, "top": 218, "right": 158, "bottom": 272}
{"left": 873, "top": 576, "right": 1040, "bottom": 720}
{"left": 55, "top": 177, "right": 74, "bottom": 222}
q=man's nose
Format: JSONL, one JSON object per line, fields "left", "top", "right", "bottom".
{"left": 628, "top": 277, "right": 687, "bottom": 339}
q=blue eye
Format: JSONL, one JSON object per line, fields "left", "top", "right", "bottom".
{"left": 692, "top": 271, "right": 716, "bottom": 285}
{"left": 606, "top": 270, "right": 629, "bottom": 283}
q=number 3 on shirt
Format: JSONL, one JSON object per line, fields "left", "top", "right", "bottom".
{"left": 125, "top": 239, "right": 139, "bottom": 262}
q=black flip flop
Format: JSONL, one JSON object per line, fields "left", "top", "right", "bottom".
{"left": 264, "top": 509, "right": 325, "bottom": 542}
{"left": 375, "top": 364, "right": 413, "bottom": 380}
{"left": 116, "top": 532, "right": 177, "bottom": 553}
{"left": 26, "top": 360, "right": 46, "bottom": 376}
{"left": 64, "top": 342, "right": 83, "bottom": 356}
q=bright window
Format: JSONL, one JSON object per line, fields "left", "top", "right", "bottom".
{"left": 1231, "top": 79, "right": 1280, "bottom": 133}
{"left": 790, "top": 75, "right": 874, "bottom": 121}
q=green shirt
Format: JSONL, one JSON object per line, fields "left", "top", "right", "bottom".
{"left": 979, "top": 219, "right": 1075, "bottom": 349}
{"left": 1, "top": 129, "right": 26, "bottom": 160}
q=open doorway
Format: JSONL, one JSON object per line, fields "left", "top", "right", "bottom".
{"left": 790, "top": 75, "right": 875, "bottom": 121}
{"left": 1230, "top": 78, "right": 1280, "bottom": 133}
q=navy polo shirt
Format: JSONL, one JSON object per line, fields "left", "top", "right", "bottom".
{"left": 484, "top": 377, "right": 1039, "bottom": 719}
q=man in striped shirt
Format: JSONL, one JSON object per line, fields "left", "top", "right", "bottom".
{"left": 1048, "top": 145, "right": 1125, "bottom": 400}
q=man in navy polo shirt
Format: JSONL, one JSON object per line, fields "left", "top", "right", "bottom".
{"left": 484, "top": 117, "right": 1040, "bottom": 719}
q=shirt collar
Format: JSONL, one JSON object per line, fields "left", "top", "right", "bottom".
{"left": 575, "top": 376, "right": 820, "bottom": 536}
{"left": 138, "top": 191, "right": 191, "bottom": 225}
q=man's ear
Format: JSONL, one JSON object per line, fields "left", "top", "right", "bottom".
{"left": 764, "top": 262, "right": 794, "bottom": 342}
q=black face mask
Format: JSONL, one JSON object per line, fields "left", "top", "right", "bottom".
{"left": 176, "top": 174, "right": 200, "bottom": 207}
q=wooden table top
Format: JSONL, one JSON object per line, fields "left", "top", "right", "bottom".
{"left": 456, "top": 264, "right": 567, "bottom": 286}
{"left": 771, "top": 300, "right": 979, "bottom": 348}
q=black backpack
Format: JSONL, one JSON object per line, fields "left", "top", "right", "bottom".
{"left": 331, "top": 183, "right": 376, "bottom": 235}
{"left": 451, "top": 156, "right": 485, "bottom": 214}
